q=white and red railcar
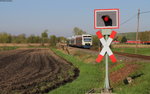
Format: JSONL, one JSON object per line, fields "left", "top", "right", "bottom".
{"left": 68, "top": 34, "right": 92, "bottom": 48}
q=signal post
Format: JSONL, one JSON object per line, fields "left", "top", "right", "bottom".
{"left": 93, "top": 9, "right": 119, "bottom": 94}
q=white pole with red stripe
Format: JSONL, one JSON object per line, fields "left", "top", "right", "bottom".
{"left": 95, "top": 30, "right": 117, "bottom": 91}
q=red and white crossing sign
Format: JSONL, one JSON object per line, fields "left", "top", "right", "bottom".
{"left": 96, "top": 30, "right": 117, "bottom": 63}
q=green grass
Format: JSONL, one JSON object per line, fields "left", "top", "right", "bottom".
{"left": 0, "top": 46, "right": 19, "bottom": 51}
{"left": 112, "top": 47, "right": 150, "bottom": 56}
{"left": 48, "top": 48, "right": 150, "bottom": 94}
{"left": 110, "top": 63, "right": 125, "bottom": 73}
{"left": 2, "top": 46, "right": 150, "bottom": 93}
{"left": 115, "top": 62, "right": 150, "bottom": 94}
{"left": 48, "top": 48, "right": 105, "bottom": 94}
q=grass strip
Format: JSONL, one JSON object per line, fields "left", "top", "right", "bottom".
{"left": 115, "top": 62, "right": 150, "bottom": 94}
{"left": 112, "top": 48, "right": 150, "bottom": 56}
{"left": 48, "top": 48, "right": 104, "bottom": 94}
{"left": 0, "top": 46, "right": 19, "bottom": 51}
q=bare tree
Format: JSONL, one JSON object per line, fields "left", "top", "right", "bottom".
{"left": 73, "top": 27, "right": 86, "bottom": 35}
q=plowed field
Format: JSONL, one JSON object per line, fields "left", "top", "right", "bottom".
{"left": 0, "top": 48, "right": 78, "bottom": 94}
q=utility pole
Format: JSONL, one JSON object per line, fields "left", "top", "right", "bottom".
{"left": 135, "top": 9, "right": 140, "bottom": 54}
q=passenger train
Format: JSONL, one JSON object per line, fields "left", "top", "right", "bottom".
{"left": 68, "top": 34, "right": 92, "bottom": 48}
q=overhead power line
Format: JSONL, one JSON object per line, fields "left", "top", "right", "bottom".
{"left": 121, "top": 14, "right": 137, "bottom": 26}
{"left": 120, "top": 10, "right": 150, "bottom": 26}
{"left": 140, "top": 11, "right": 150, "bottom": 14}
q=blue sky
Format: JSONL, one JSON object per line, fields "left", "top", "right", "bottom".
{"left": 0, "top": 0, "right": 150, "bottom": 37}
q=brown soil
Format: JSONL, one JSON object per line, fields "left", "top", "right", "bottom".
{"left": 110, "top": 64, "right": 139, "bottom": 84}
{"left": 0, "top": 48, "right": 79, "bottom": 94}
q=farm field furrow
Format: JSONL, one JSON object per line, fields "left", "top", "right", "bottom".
{"left": 0, "top": 48, "right": 78, "bottom": 94}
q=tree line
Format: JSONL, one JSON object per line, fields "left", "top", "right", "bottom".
{"left": 139, "top": 31, "right": 150, "bottom": 41}
{"left": 1, "top": 27, "right": 149, "bottom": 47}
{"left": 0, "top": 27, "right": 85, "bottom": 44}
{"left": 0, "top": 30, "right": 67, "bottom": 46}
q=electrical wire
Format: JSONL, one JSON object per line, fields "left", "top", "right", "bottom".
{"left": 120, "top": 14, "right": 137, "bottom": 26}
{"left": 120, "top": 10, "right": 150, "bottom": 26}
{"left": 140, "top": 11, "right": 150, "bottom": 14}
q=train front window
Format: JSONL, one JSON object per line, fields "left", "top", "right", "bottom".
{"left": 84, "top": 37, "right": 91, "bottom": 42}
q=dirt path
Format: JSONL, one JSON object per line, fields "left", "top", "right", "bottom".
{"left": 0, "top": 48, "right": 78, "bottom": 94}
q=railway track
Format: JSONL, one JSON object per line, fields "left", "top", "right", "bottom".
{"left": 68, "top": 46, "right": 150, "bottom": 61}
{"left": 114, "top": 51, "right": 150, "bottom": 60}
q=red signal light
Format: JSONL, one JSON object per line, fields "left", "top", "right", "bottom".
{"left": 104, "top": 16, "right": 109, "bottom": 22}
{"left": 102, "top": 15, "right": 112, "bottom": 26}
